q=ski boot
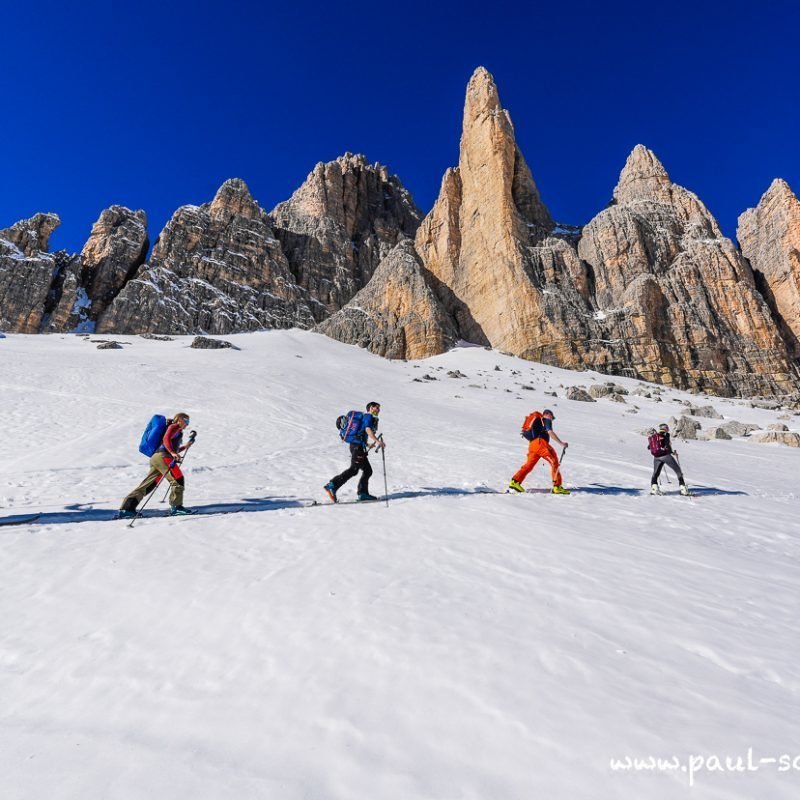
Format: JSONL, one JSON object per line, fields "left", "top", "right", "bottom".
{"left": 551, "top": 485, "right": 571, "bottom": 495}
{"left": 118, "top": 509, "right": 138, "bottom": 520}
{"left": 170, "top": 505, "right": 193, "bottom": 516}
{"left": 679, "top": 484, "right": 691, "bottom": 496}
{"left": 650, "top": 484, "right": 661, "bottom": 495}
{"left": 508, "top": 479, "right": 524, "bottom": 493}
{"left": 357, "top": 493, "right": 378, "bottom": 502}
{"left": 324, "top": 482, "right": 337, "bottom": 503}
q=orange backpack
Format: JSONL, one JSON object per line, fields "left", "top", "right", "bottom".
{"left": 521, "top": 411, "right": 543, "bottom": 441}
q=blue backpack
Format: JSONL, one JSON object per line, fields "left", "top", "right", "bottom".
{"left": 139, "top": 414, "right": 168, "bottom": 456}
{"left": 336, "top": 411, "right": 372, "bottom": 444}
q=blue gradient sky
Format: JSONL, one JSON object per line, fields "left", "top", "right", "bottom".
{"left": 2, "top": 0, "right": 798, "bottom": 253}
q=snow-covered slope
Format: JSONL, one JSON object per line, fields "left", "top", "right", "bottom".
{"left": 1, "top": 331, "right": 798, "bottom": 800}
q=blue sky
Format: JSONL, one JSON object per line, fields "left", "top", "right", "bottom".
{"left": 2, "top": 0, "right": 798, "bottom": 253}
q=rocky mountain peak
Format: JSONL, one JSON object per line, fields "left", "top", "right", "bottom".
{"left": 459, "top": 66, "right": 553, "bottom": 235}
{"left": 613, "top": 144, "right": 672, "bottom": 204}
{"left": 271, "top": 153, "right": 422, "bottom": 316}
{"left": 464, "top": 66, "right": 503, "bottom": 119}
{"left": 0, "top": 212, "right": 61, "bottom": 256}
{"left": 416, "top": 66, "right": 562, "bottom": 350}
{"left": 209, "top": 178, "right": 260, "bottom": 221}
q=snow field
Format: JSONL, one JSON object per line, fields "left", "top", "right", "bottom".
{"left": 1, "top": 331, "right": 799, "bottom": 799}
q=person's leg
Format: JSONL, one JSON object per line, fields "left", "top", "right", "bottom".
{"left": 356, "top": 449, "right": 373, "bottom": 495}
{"left": 662, "top": 454, "right": 685, "bottom": 484}
{"left": 120, "top": 463, "right": 161, "bottom": 511}
{"left": 652, "top": 458, "right": 664, "bottom": 485}
{"left": 512, "top": 442, "right": 541, "bottom": 484}
{"left": 331, "top": 444, "right": 364, "bottom": 490}
{"left": 331, "top": 450, "right": 359, "bottom": 490}
{"left": 160, "top": 460, "right": 185, "bottom": 507}
{"left": 540, "top": 441, "right": 563, "bottom": 486}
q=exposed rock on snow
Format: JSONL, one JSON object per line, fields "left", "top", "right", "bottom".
{"left": 566, "top": 387, "right": 595, "bottom": 402}
{"left": 316, "top": 240, "right": 458, "bottom": 360}
{"left": 698, "top": 426, "right": 732, "bottom": 441}
{"left": 190, "top": 336, "right": 236, "bottom": 350}
{"left": 670, "top": 415, "right": 701, "bottom": 440}
{"left": 683, "top": 405, "right": 723, "bottom": 419}
{"left": 751, "top": 430, "right": 800, "bottom": 447}
{"left": 719, "top": 420, "right": 761, "bottom": 437}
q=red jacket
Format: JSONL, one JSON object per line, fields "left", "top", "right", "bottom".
{"left": 158, "top": 423, "right": 183, "bottom": 457}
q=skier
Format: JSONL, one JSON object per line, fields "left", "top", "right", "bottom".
{"left": 647, "top": 423, "right": 689, "bottom": 495}
{"left": 509, "top": 409, "right": 570, "bottom": 495}
{"left": 119, "top": 412, "right": 194, "bottom": 517}
{"left": 324, "top": 401, "right": 385, "bottom": 503}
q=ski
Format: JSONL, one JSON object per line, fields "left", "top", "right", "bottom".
{"left": 0, "top": 514, "right": 41, "bottom": 527}
{"left": 121, "top": 506, "right": 246, "bottom": 523}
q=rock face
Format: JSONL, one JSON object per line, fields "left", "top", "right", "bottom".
{"left": 738, "top": 179, "right": 800, "bottom": 358}
{"left": 98, "top": 180, "right": 316, "bottom": 335}
{"left": 0, "top": 214, "right": 75, "bottom": 333}
{"left": 2, "top": 66, "right": 800, "bottom": 399}
{"left": 415, "top": 67, "right": 588, "bottom": 355}
{"left": 271, "top": 153, "right": 423, "bottom": 319}
{"left": 48, "top": 206, "right": 149, "bottom": 332}
{"left": 412, "top": 67, "right": 797, "bottom": 396}
{"left": 0, "top": 213, "right": 60, "bottom": 256}
{"left": 577, "top": 145, "right": 796, "bottom": 396}
{"left": 315, "top": 239, "right": 458, "bottom": 360}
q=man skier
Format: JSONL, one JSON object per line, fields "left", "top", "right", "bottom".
{"left": 120, "top": 412, "right": 194, "bottom": 517}
{"left": 648, "top": 423, "right": 689, "bottom": 495}
{"left": 509, "top": 409, "right": 570, "bottom": 495}
{"left": 324, "top": 401, "right": 385, "bottom": 503}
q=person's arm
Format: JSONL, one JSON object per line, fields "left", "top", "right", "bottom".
{"left": 364, "top": 427, "right": 385, "bottom": 448}
{"left": 550, "top": 429, "right": 568, "bottom": 448}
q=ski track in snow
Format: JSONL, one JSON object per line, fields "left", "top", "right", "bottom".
{"left": 1, "top": 330, "right": 799, "bottom": 800}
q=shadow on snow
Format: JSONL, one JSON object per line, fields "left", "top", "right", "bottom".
{"left": 0, "top": 484, "right": 749, "bottom": 528}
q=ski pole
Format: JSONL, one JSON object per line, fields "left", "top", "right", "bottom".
{"left": 379, "top": 434, "right": 388, "bottom": 507}
{"left": 559, "top": 445, "right": 567, "bottom": 466}
{"left": 160, "top": 430, "right": 196, "bottom": 502}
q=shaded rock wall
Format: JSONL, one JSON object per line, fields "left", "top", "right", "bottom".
{"left": 738, "top": 179, "right": 800, "bottom": 359}
{"left": 316, "top": 239, "right": 458, "bottom": 360}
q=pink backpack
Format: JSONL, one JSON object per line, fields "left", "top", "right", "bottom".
{"left": 647, "top": 432, "right": 670, "bottom": 457}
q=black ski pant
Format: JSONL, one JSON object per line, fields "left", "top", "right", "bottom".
{"left": 652, "top": 454, "right": 685, "bottom": 485}
{"left": 331, "top": 444, "right": 372, "bottom": 495}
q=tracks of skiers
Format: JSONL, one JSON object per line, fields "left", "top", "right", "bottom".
{"left": 0, "top": 484, "right": 737, "bottom": 529}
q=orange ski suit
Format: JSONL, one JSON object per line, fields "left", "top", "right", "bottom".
{"left": 513, "top": 438, "right": 563, "bottom": 487}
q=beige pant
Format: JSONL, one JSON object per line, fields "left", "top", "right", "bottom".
{"left": 122, "top": 451, "right": 184, "bottom": 510}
